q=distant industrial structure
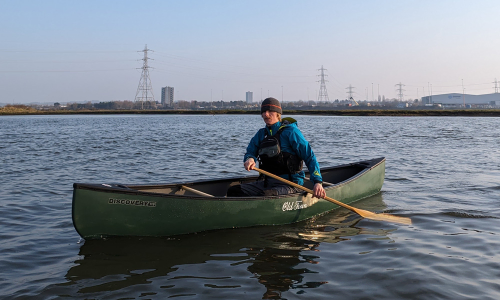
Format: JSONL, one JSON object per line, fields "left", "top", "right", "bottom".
{"left": 422, "top": 92, "right": 500, "bottom": 107}
{"left": 246, "top": 91, "right": 253, "bottom": 103}
{"left": 161, "top": 86, "right": 174, "bottom": 107}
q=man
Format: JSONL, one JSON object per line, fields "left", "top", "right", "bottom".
{"left": 227, "top": 97, "right": 326, "bottom": 198}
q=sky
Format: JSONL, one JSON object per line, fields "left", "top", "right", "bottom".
{"left": 1, "top": 0, "right": 500, "bottom": 104}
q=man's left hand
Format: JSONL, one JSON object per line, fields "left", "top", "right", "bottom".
{"left": 313, "top": 183, "right": 326, "bottom": 199}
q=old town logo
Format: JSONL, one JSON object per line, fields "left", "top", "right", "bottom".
{"left": 282, "top": 200, "right": 308, "bottom": 211}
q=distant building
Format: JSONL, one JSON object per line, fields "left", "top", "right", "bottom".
{"left": 246, "top": 91, "right": 253, "bottom": 103}
{"left": 422, "top": 93, "right": 500, "bottom": 107}
{"left": 161, "top": 86, "right": 174, "bottom": 107}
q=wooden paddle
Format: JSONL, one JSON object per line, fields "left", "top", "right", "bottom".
{"left": 253, "top": 167, "right": 412, "bottom": 225}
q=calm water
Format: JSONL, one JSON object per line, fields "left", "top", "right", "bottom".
{"left": 1, "top": 114, "right": 500, "bottom": 299}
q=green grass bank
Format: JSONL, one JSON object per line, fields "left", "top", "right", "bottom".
{"left": 3, "top": 105, "right": 500, "bottom": 117}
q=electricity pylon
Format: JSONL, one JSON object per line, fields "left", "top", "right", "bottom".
{"left": 134, "top": 44, "right": 156, "bottom": 109}
{"left": 317, "top": 65, "right": 329, "bottom": 102}
{"left": 346, "top": 84, "right": 355, "bottom": 101}
{"left": 395, "top": 82, "right": 405, "bottom": 102}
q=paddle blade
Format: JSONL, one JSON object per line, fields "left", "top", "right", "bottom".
{"left": 354, "top": 208, "right": 412, "bottom": 225}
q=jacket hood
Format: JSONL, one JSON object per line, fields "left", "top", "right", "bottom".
{"left": 265, "top": 118, "right": 298, "bottom": 136}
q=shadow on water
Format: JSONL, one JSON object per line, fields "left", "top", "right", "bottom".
{"left": 55, "top": 194, "right": 397, "bottom": 299}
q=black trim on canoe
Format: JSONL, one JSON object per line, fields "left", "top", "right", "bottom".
{"left": 73, "top": 157, "right": 385, "bottom": 200}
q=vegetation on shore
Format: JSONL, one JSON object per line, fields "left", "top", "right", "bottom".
{"left": 2, "top": 104, "right": 500, "bottom": 116}
{"left": 0, "top": 105, "right": 39, "bottom": 115}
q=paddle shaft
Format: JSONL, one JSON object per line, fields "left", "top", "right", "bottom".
{"left": 253, "top": 167, "right": 359, "bottom": 212}
{"left": 181, "top": 185, "right": 214, "bottom": 197}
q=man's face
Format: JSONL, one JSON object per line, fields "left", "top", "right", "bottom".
{"left": 261, "top": 111, "right": 279, "bottom": 126}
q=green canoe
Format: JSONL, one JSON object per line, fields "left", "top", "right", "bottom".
{"left": 72, "top": 157, "right": 386, "bottom": 239}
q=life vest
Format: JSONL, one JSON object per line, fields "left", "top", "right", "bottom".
{"left": 257, "top": 124, "right": 303, "bottom": 179}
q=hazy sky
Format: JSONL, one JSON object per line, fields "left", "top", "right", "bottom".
{"left": 1, "top": 0, "right": 499, "bottom": 104}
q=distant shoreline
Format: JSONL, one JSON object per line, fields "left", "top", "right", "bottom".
{"left": 3, "top": 108, "right": 500, "bottom": 117}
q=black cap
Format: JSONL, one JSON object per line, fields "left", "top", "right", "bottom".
{"left": 261, "top": 97, "right": 282, "bottom": 114}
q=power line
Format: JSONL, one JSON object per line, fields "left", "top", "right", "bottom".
{"left": 154, "top": 51, "right": 313, "bottom": 73}
{"left": 154, "top": 59, "right": 314, "bottom": 78}
{"left": 0, "top": 68, "right": 132, "bottom": 73}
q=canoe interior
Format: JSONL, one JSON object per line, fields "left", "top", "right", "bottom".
{"left": 76, "top": 157, "right": 384, "bottom": 198}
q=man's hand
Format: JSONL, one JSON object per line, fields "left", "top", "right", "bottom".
{"left": 313, "top": 183, "right": 326, "bottom": 199}
{"left": 244, "top": 158, "right": 255, "bottom": 171}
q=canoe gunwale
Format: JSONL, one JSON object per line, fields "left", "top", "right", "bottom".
{"left": 72, "top": 157, "right": 385, "bottom": 201}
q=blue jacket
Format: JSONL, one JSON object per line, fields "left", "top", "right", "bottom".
{"left": 244, "top": 119, "right": 323, "bottom": 185}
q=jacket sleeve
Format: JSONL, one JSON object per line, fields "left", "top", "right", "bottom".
{"left": 244, "top": 129, "right": 262, "bottom": 162}
{"left": 286, "top": 128, "right": 323, "bottom": 184}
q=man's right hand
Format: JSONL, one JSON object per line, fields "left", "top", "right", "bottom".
{"left": 244, "top": 158, "right": 255, "bottom": 171}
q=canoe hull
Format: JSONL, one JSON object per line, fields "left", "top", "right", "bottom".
{"left": 72, "top": 157, "right": 385, "bottom": 239}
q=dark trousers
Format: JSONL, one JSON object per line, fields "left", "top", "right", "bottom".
{"left": 227, "top": 177, "right": 302, "bottom": 197}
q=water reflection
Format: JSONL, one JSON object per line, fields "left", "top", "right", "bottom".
{"left": 246, "top": 237, "right": 325, "bottom": 299}
{"left": 63, "top": 194, "right": 394, "bottom": 298}
{"left": 298, "top": 193, "right": 399, "bottom": 244}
